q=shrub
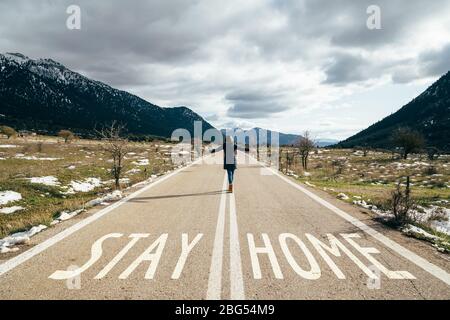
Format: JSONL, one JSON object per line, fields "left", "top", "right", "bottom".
{"left": 387, "top": 177, "right": 416, "bottom": 227}
{"left": 391, "top": 127, "right": 425, "bottom": 160}
{"left": 423, "top": 166, "right": 438, "bottom": 175}
{"left": 0, "top": 125, "right": 17, "bottom": 139}
{"left": 58, "top": 130, "right": 75, "bottom": 143}
{"left": 427, "top": 207, "right": 448, "bottom": 223}
{"left": 426, "top": 147, "right": 439, "bottom": 161}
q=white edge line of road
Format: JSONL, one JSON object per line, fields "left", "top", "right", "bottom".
{"left": 206, "top": 172, "right": 228, "bottom": 300}
{"left": 0, "top": 155, "right": 210, "bottom": 277}
{"left": 251, "top": 154, "right": 450, "bottom": 286}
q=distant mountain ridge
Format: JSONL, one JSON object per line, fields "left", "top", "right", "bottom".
{"left": 221, "top": 127, "right": 338, "bottom": 147}
{"left": 338, "top": 71, "right": 450, "bottom": 150}
{"left": 0, "top": 53, "right": 213, "bottom": 138}
{"left": 220, "top": 127, "right": 300, "bottom": 145}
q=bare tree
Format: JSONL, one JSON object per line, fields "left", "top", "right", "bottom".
{"left": 297, "top": 131, "right": 315, "bottom": 171}
{"left": 362, "top": 144, "right": 369, "bottom": 157}
{"left": 96, "top": 121, "right": 129, "bottom": 190}
{"left": 58, "top": 129, "right": 75, "bottom": 143}
{"left": 0, "top": 125, "right": 17, "bottom": 139}
{"left": 426, "top": 147, "right": 439, "bottom": 161}
{"left": 391, "top": 127, "right": 425, "bottom": 160}
{"left": 388, "top": 176, "right": 415, "bottom": 227}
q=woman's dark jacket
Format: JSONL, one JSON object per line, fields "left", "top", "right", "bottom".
{"left": 223, "top": 143, "right": 238, "bottom": 170}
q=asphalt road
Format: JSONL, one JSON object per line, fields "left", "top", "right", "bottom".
{"left": 0, "top": 151, "right": 449, "bottom": 299}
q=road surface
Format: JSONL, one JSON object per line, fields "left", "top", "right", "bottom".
{"left": 0, "top": 151, "right": 449, "bottom": 299}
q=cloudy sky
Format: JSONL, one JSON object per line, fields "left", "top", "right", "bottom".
{"left": 1, "top": 0, "right": 450, "bottom": 140}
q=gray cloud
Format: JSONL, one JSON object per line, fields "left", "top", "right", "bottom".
{"left": 204, "top": 114, "right": 219, "bottom": 122}
{"left": 0, "top": 0, "right": 449, "bottom": 138}
{"left": 390, "top": 44, "right": 450, "bottom": 83}
{"left": 271, "top": 0, "right": 449, "bottom": 48}
{"left": 419, "top": 44, "right": 450, "bottom": 77}
{"left": 323, "top": 53, "right": 371, "bottom": 85}
{"left": 1, "top": 0, "right": 448, "bottom": 88}
{"left": 226, "top": 90, "right": 289, "bottom": 119}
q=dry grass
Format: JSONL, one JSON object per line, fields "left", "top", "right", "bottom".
{"left": 280, "top": 147, "right": 450, "bottom": 209}
{"left": 0, "top": 135, "right": 179, "bottom": 237}
{"left": 278, "top": 147, "right": 450, "bottom": 250}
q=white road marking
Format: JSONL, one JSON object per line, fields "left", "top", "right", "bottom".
{"left": 342, "top": 234, "right": 415, "bottom": 279}
{"left": 95, "top": 233, "right": 150, "bottom": 279}
{"left": 172, "top": 233, "right": 204, "bottom": 279}
{"left": 119, "top": 233, "right": 168, "bottom": 279}
{"left": 305, "top": 233, "right": 374, "bottom": 279}
{"left": 49, "top": 233, "right": 123, "bottom": 280}
{"left": 0, "top": 156, "right": 208, "bottom": 277}
{"left": 254, "top": 155, "right": 450, "bottom": 286}
{"left": 229, "top": 190, "right": 245, "bottom": 299}
{"left": 206, "top": 172, "right": 228, "bottom": 300}
{"left": 279, "top": 233, "right": 321, "bottom": 280}
{"left": 247, "top": 233, "right": 283, "bottom": 279}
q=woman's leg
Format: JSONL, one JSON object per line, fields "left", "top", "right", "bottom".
{"left": 227, "top": 169, "right": 233, "bottom": 184}
{"left": 227, "top": 169, "right": 234, "bottom": 192}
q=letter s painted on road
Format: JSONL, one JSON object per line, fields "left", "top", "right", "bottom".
{"left": 49, "top": 233, "right": 123, "bottom": 280}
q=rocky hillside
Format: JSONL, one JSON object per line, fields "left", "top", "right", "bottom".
{"left": 338, "top": 71, "right": 450, "bottom": 151}
{"left": 0, "top": 53, "right": 213, "bottom": 138}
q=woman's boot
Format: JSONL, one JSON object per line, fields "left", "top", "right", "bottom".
{"left": 228, "top": 184, "right": 233, "bottom": 193}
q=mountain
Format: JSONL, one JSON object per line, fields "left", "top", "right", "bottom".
{"left": 0, "top": 53, "right": 213, "bottom": 138}
{"left": 221, "top": 127, "right": 338, "bottom": 147}
{"left": 338, "top": 71, "right": 450, "bottom": 150}
{"left": 315, "top": 139, "right": 339, "bottom": 147}
{"left": 221, "top": 127, "right": 300, "bottom": 146}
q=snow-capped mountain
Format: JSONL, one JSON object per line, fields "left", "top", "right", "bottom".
{"left": 220, "top": 127, "right": 301, "bottom": 146}
{"left": 338, "top": 71, "right": 450, "bottom": 151}
{"left": 0, "top": 53, "right": 213, "bottom": 137}
{"left": 220, "top": 127, "right": 338, "bottom": 147}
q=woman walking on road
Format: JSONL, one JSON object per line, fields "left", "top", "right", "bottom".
{"left": 224, "top": 135, "right": 238, "bottom": 193}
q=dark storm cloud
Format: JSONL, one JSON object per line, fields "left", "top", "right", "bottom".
{"left": 226, "top": 90, "right": 289, "bottom": 119}
{"left": 323, "top": 53, "right": 370, "bottom": 85}
{"left": 0, "top": 0, "right": 449, "bottom": 127}
{"left": 0, "top": 0, "right": 232, "bottom": 86}
{"left": 0, "top": 0, "right": 449, "bottom": 86}
{"left": 390, "top": 43, "right": 450, "bottom": 83}
{"left": 419, "top": 44, "right": 450, "bottom": 77}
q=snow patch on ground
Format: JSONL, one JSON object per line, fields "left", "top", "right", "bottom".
{"left": 337, "top": 193, "right": 349, "bottom": 200}
{"left": 28, "top": 176, "right": 60, "bottom": 186}
{"left": 0, "top": 191, "right": 22, "bottom": 205}
{"left": 126, "top": 168, "right": 141, "bottom": 174}
{"left": 132, "top": 159, "right": 149, "bottom": 166}
{"left": 286, "top": 171, "right": 299, "bottom": 179}
{"left": 15, "top": 154, "right": 62, "bottom": 161}
{"left": 402, "top": 224, "right": 440, "bottom": 241}
{"left": 0, "top": 206, "right": 24, "bottom": 214}
{"left": 0, "top": 145, "right": 17, "bottom": 148}
{"left": 85, "top": 190, "right": 123, "bottom": 207}
{"left": 51, "top": 209, "right": 85, "bottom": 225}
{"left": 104, "top": 178, "right": 131, "bottom": 185}
{"left": 51, "top": 191, "right": 123, "bottom": 225}
{"left": 349, "top": 197, "right": 450, "bottom": 236}
{"left": 352, "top": 199, "right": 378, "bottom": 211}
{"left": 64, "top": 178, "right": 102, "bottom": 193}
{"left": 0, "top": 225, "right": 47, "bottom": 253}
